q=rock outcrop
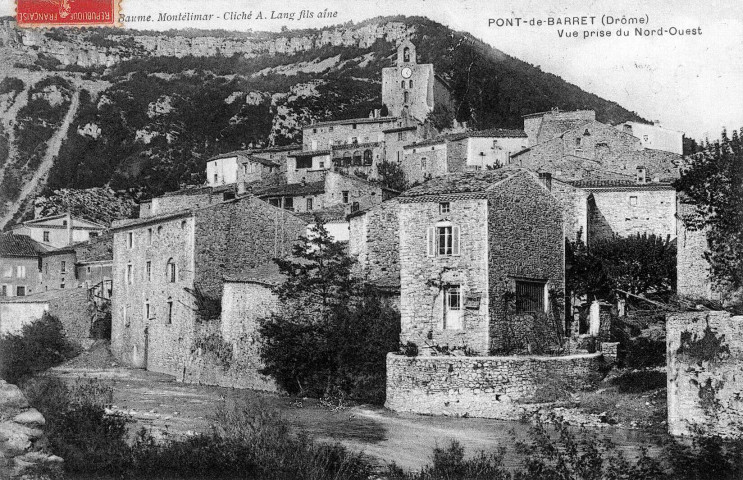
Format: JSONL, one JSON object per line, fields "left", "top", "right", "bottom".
{"left": 0, "top": 380, "right": 63, "bottom": 479}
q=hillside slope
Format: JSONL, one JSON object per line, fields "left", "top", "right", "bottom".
{"left": 0, "top": 16, "right": 646, "bottom": 223}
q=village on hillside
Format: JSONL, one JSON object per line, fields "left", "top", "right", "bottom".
{"left": 0, "top": 26, "right": 741, "bottom": 480}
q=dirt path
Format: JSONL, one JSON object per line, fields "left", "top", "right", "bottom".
{"left": 0, "top": 87, "right": 80, "bottom": 229}
{"left": 50, "top": 366, "right": 667, "bottom": 472}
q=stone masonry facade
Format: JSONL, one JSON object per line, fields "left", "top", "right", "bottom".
{"left": 386, "top": 352, "right": 604, "bottom": 419}
{"left": 349, "top": 199, "right": 400, "bottom": 286}
{"left": 667, "top": 311, "right": 743, "bottom": 438}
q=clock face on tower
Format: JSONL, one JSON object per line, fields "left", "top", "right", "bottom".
{"left": 401, "top": 67, "right": 412, "bottom": 79}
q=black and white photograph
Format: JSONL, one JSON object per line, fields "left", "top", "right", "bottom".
{"left": 0, "top": 0, "right": 741, "bottom": 478}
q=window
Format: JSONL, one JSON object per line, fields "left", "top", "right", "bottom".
{"left": 124, "top": 306, "right": 129, "bottom": 328}
{"left": 363, "top": 149, "right": 373, "bottom": 166}
{"left": 145, "top": 302, "right": 151, "bottom": 319}
{"left": 166, "top": 259, "right": 176, "bottom": 283}
{"left": 409, "top": 80, "right": 413, "bottom": 88}
{"left": 351, "top": 202, "right": 360, "bottom": 213}
{"left": 60, "top": 261, "right": 66, "bottom": 274}
{"left": 148, "top": 228, "right": 153, "bottom": 244}
{"left": 126, "top": 264, "right": 133, "bottom": 284}
{"left": 16, "top": 266, "right": 26, "bottom": 279}
{"left": 343, "top": 152, "right": 351, "bottom": 167}
{"left": 43, "top": 231, "right": 50, "bottom": 242}
{"left": 439, "top": 202, "right": 450, "bottom": 214}
{"left": 342, "top": 191, "right": 350, "bottom": 204}
{"left": 630, "top": 196, "right": 638, "bottom": 206}
{"left": 146, "top": 261, "right": 152, "bottom": 281}
{"left": 296, "top": 156, "right": 312, "bottom": 169}
{"left": 427, "top": 225, "right": 460, "bottom": 257}
{"left": 62, "top": 220, "right": 67, "bottom": 227}
{"left": 319, "top": 161, "right": 325, "bottom": 169}
{"left": 329, "top": 126, "right": 334, "bottom": 132}
{"left": 127, "top": 232, "right": 133, "bottom": 249}
{"left": 89, "top": 232, "right": 98, "bottom": 239}
{"left": 269, "top": 198, "right": 281, "bottom": 208}
{"left": 283, "top": 197, "right": 294, "bottom": 211}
{"left": 181, "top": 220, "right": 187, "bottom": 229}
{"left": 575, "top": 137, "right": 582, "bottom": 146}
{"left": 306, "top": 198, "right": 313, "bottom": 211}
{"left": 444, "top": 286, "right": 463, "bottom": 330}
{"left": 421, "top": 157, "right": 427, "bottom": 170}
{"left": 1, "top": 285, "right": 6, "bottom": 296}
{"left": 166, "top": 299, "right": 173, "bottom": 324}
{"left": 16, "top": 286, "right": 26, "bottom": 296}
{"left": 403, "top": 91, "right": 409, "bottom": 104}
{"left": 60, "top": 283, "right": 65, "bottom": 289}
{"left": 86, "top": 266, "right": 91, "bottom": 274}
{"left": 213, "top": 173, "right": 219, "bottom": 184}
{"left": 3, "top": 265, "right": 12, "bottom": 278}
{"left": 352, "top": 151, "right": 362, "bottom": 166}
{"left": 401, "top": 80, "right": 405, "bottom": 89}
{"left": 157, "top": 226, "right": 163, "bottom": 235}
{"left": 352, "top": 123, "right": 357, "bottom": 130}
{"left": 515, "top": 280, "right": 546, "bottom": 314}
{"left": 398, "top": 131, "right": 405, "bottom": 141}
{"left": 351, "top": 136, "right": 358, "bottom": 144}
{"left": 403, "top": 47, "right": 410, "bottom": 62}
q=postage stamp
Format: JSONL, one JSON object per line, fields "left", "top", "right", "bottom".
{"left": 16, "top": 0, "right": 121, "bottom": 27}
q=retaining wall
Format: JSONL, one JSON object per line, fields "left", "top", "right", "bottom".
{"left": 385, "top": 352, "right": 604, "bottom": 419}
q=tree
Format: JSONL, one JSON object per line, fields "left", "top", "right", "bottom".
{"left": 674, "top": 128, "right": 743, "bottom": 292}
{"left": 375, "top": 160, "right": 408, "bottom": 193}
{"left": 258, "top": 219, "right": 400, "bottom": 401}
{"left": 566, "top": 232, "right": 676, "bottom": 302}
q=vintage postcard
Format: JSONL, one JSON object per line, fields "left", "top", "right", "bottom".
{"left": 0, "top": 0, "right": 741, "bottom": 478}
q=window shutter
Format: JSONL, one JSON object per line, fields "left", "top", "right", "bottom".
{"left": 427, "top": 227, "right": 435, "bottom": 257}
{"left": 452, "top": 226, "right": 460, "bottom": 255}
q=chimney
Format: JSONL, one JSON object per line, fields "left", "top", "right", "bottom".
{"left": 66, "top": 211, "right": 73, "bottom": 246}
{"left": 636, "top": 165, "right": 647, "bottom": 184}
{"left": 538, "top": 172, "right": 552, "bottom": 191}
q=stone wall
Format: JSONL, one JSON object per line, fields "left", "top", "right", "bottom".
{"left": 667, "top": 311, "right": 743, "bottom": 438}
{"left": 39, "top": 251, "right": 77, "bottom": 292}
{"left": 588, "top": 188, "right": 676, "bottom": 243}
{"left": 349, "top": 199, "right": 400, "bottom": 285}
{"left": 184, "top": 281, "right": 278, "bottom": 391}
{"left": 403, "top": 142, "right": 447, "bottom": 185}
{"left": 323, "top": 171, "right": 384, "bottom": 212}
{"left": 550, "top": 179, "right": 589, "bottom": 242}
{"left": 0, "top": 288, "right": 89, "bottom": 345}
{"left": 386, "top": 352, "right": 604, "bottom": 419}
{"left": 382, "top": 63, "right": 435, "bottom": 121}
{"left": 676, "top": 200, "right": 717, "bottom": 299}
{"left": 0, "top": 381, "right": 62, "bottom": 478}
{"left": 487, "top": 172, "right": 565, "bottom": 351}
{"left": 399, "top": 197, "right": 491, "bottom": 354}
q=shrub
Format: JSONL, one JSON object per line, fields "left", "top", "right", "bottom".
{"left": 388, "top": 441, "right": 510, "bottom": 480}
{"left": 0, "top": 312, "right": 80, "bottom": 383}
{"left": 0, "top": 76, "right": 25, "bottom": 95}
{"left": 624, "top": 336, "right": 666, "bottom": 370}
{"left": 611, "top": 370, "right": 667, "bottom": 394}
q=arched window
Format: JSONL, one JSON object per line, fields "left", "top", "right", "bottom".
{"left": 403, "top": 91, "right": 409, "bottom": 104}
{"left": 166, "top": 258, "right": 177, "bottom": 283}
{"left": 343, "top": 151, "right": 351, "bottom": 167}
{"left": 403, "top": 47, "right": 410, "bottom": 62}
{"left": 401, "top": 80, "right": 405, "bottom": 89}
{"left": 409, "top": 79, "right": 413, "bottom": 89}
{"left": 352, "top": 151, "right": 362, "bottom": 166}
{"left": 363, "top": 149, "right": 373, "bottom": 166}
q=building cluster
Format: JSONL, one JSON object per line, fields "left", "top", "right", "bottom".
{"left": 0, "top": 40, "right": 712, "bottom": 396}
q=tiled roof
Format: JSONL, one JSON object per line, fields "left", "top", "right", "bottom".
{"left": 400, "top": 169, "right": 521, "bottom": 198}
{"left": 288, "top": 149, "right": 331, "bottom": 157}
{"left": 308, "top": 116, "right": 400, "bottom": 128}
{"left": 255, "top": 181, "right": 325, "bottom": 197}
{"left": 0, "top": 233, "right": 46, "bottom": 257}
{"left": 161, "top": 184, "right": 234, "bottom": 197}
{"left": 447, "top": 128, "right": 528, "bottom": 140}
{"left": 208, "top": 144, "right": 301, "bottom": 161}
{"left": 224, "top": 262, "right": 285, "bottom": 287}
{"left": 569, "top": 179, "right": 675, "bottom": 191}
{"left": 241, "top": 155, "right": 280, "bottom": 167}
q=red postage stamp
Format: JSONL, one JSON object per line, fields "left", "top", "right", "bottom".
{"left": 16, "top": 0, "right": 122, "bottom": 28}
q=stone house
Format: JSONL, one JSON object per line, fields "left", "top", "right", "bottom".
{"left": 676, "top": 195, "right": 720, "bottom": 300}
{"left": 285, "top": 149, "right": 332, "bottom": 184}
{"left": 138, "top": 184, "right": 236, "bottom": 218}
{"left": 38, "top": 232, "right": 113, "bottom": 294}
{"left": 569, "top": 176, "right": 677, "bottom": 244}
{"left": 256, "top": 171, "right": 393, "bottom": 215}
{"left": 616, "top": 121, "right": 683, "bottom": 155}
{"left": 0, "top": 233, "right": 46, "bottom": 297}
{"left": 397, "top": 169, "right": 565, "bottom": 354}
{"left": 523, "top": 109, "right": 596, "bottom": 146}
{"left": 511, "top": 119, "right": 682, "bottom": 182}
{"left": 0, "top": 289, "right": 90, "bottom": 345}
{"left": 302, "top": 115, "right": 398, "bottom": 152}
{"left": 206, "top": 148, "right": 291, "bottom": 188}
{"left": 402, "top": 129, "right": 528, "bottom": 185}
{"left": 109, "top": 195, "right": 306, "bottom": 376}
{"left": 10, "top": 213, "right": 106, "bottom": 249}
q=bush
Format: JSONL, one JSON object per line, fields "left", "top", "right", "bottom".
{"left": 0, "top": 77, "right": 25, "bottom": 95}
{"left": 388, "top": 441, "right": 510, "bottom": 480}
{"left": 624, "top": 336, "right": 666, "bottom": 370}
{"left": 611, "top": 370, "right": 667, "bottom": 394}
{"left": 0, "top": 312, "right": 80, "bottom": 383}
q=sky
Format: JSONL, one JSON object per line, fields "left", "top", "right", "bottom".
{"left": 2, "top": 0, "right": 742, "bottom": 140}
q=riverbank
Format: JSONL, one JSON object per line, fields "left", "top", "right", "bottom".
{"left": 47, "top": 362, "right": 667, "bottom": 472}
